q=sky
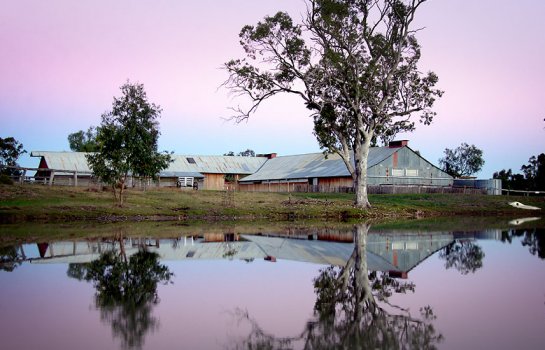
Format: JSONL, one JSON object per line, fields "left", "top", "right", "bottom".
{"left": 1, "top": 0, "right": 544, "bottom": 178}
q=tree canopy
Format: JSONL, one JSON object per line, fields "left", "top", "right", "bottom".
{"left": 0, "top": 136, "right": 26, "bottom": 177}
{"left": 68, "top": 126, "right": 99, "bottom": 152}
{"left": 224, "top": 0, "right": 442, "bottom": 207}
{"left": 86, "top": 81, "right": 173, "bottom": 206}
{"left": 494, "top": 153, "right": 545, "bottom": 191}
{"left": 224, "top": 148, "right": 256, "bottom": 157}
{"left": 438, "top": 142, "right": 484, "bottom": 178}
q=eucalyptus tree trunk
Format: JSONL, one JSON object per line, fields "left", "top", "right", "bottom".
{"left": 354, "top": 140, "right": 372, "bottom": 208}
{"left": 348, "top": 129, "right": 372, "bottom": 208}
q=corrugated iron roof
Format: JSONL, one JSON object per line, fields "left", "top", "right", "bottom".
{"left": 164, "top": 155, "right": 267, "bottom": 174}
{"left": 240, "top": 147, "right": 399, "bottom": 182}
{"left": 31, "top": 233, "right": 455, "bottom": 272}
{"left": 31, "top": 151, "right": 93, "bottom": 173}
{"left": 30, "top": 152, "right": 268, "bottom": 175}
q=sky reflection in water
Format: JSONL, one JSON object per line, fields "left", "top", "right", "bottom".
{"left": 0, "top": 226, "right": 544, "bottom": 349}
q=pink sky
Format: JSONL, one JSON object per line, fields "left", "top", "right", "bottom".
{"left": 1, "top": 0, "right": 544, "bottom": 177}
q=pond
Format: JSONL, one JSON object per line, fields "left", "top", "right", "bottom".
{"left": 1, "top": 218, "right": 544, "bottom": 349}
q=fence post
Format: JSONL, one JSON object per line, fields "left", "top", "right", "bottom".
{"left": 19, "top": 169, "right": 26, "bottom": 184}
{"left": 48, "top": 171, "right": 55, "bottom": 186}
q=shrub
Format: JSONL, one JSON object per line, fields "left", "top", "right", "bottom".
{"left": 0, "top": 174, "right": 14, "bottom": 185}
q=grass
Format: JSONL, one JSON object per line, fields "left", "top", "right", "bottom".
{"left": 1, "top": 183, "right": 544, "bottom": 224}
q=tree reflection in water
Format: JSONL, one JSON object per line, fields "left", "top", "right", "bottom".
{"left": 502, "top": 228, "right": 545, "bottom": 259}
{"left": 0, "top": 245, "right": 25, "bottom": 272}
{"left": 67, "top": 238, "right": 173, "bottom": 350}
{"left": 438, "top": 239, "right": 484, "bottom": 275}
{"left": 232, "top": 224, "right": 443, "bottom": 350}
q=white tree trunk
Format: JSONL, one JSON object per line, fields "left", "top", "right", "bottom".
{"left": 354, "top": 137, "right": 372, "bottom": 208}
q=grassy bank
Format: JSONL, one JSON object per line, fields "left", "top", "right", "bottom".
{"left": 1, "top": 184, "right": 544, "bottom": 223}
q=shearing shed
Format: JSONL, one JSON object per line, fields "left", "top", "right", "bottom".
{"left": 238, "top": 141, "right": 453, "bottom": 193}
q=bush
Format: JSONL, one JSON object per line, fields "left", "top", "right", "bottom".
{"left": 0, "top": 174, "right": 14, "bottom": 185}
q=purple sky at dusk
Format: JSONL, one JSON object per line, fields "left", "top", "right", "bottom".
{"left": 1, "top": 0, "right": 544, "bottom": 178}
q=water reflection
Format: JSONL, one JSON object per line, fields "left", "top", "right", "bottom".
{"left": 66, "top": 236, "right": 173, "bottom": 350}
{"left": 0, "top": 244, "right": 25, "bottom": 272}
{"left": 502, "top": 228, "right": 545, "bottom": 259}
{"left": 2, "top": 221, "right": 545, "bottom": 349}
{"left": 231, "top": 224, "right": 443, "bottom": 349}
{"left": 438, "top": 240, "right": 484, "bottom": 275}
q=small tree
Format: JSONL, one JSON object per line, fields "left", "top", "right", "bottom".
{"left": 439, "top": 142, "right": 484, "bottom": 178}
{"left": 0, "top": 136, "right": 26, "bottom": 177}
{"left": 86, "top": 81, "right": 173, "bottom": 206}
{"left": 68, "top": 127, "right": 99, "bottom": 152}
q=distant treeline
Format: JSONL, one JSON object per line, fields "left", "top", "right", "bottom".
{"left": 493, "top": 153, "right": 545, "bottom": 191}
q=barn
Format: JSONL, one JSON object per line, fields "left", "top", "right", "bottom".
{"left": 30, "top": 141, "right": 452, "bottom": 192}
{"left": 238, "top": 141, "right": 453, "bottom": 193}
{"left": 31, "top": 151, "right": 94, "bottom": 186}
{"left": 159, "top": 155, "right": 268, "bottom": 190}
{"left": 30, "top": 151, "right": 268, "bottom": 190}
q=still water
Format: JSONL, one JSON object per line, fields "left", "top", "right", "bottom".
{"left": 1, "top": 221, "right": 544, "bottom": 349}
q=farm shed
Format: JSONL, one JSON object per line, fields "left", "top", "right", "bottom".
{"left": 30, "top": 151, "right": 94, "bottom": 186}
{"left": 159, "top": 155, "right": 268, "bottom": 190}
{"left": 238, "top": 141, "right": 453, "bottom": 193}
{"left": 30, "top": 151, "right": 268, "bottom": 190}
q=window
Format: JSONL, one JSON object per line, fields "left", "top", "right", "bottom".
{"left": 406, "top": 169, "right": 418, "bottom": 177}
{"left": 186, "top": 157, "right": 196, "bottom": 164}
{"left": 392, "top": 169, "right": 404, "bottom": 177}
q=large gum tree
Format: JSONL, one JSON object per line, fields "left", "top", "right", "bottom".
{"left": 224, "top": 0, "right": 442, "bottom": 208}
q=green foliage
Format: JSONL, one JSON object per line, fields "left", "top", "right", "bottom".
{"left": 493, "top": 168, "right": 526, "bottom": 190}
{"left": 521, "top": 153, "right": 545, "bottom": 190}
{"left": 224, "top": 149, "right": 256, "bottom": 157}
{"left": 494, "top": 153, "right": 545, "bottom": 190}
{"left": 0, "top": 136, "right": 26, "bottom": 176}
{"left": 439, "top": 142, "right": 485, "bottom": 177}
{"left": 86, "top": 81, "right": 173, "bottom": 205}
{"left": 224, "top": 0, "right": 441, "bottom": 207}
{"left": 68, "top": 126, "right": 99, "bottom": 152}
{"left": 0, "top": 174, "right": 14, "bottom": 185}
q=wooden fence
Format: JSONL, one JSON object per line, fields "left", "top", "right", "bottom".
{"left": 239, "top": 182, "right": 487, "bottom": 195}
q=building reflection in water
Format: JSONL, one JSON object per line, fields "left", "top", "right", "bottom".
{"left": 21, "top": 225, "right": 538, "bottom": 349}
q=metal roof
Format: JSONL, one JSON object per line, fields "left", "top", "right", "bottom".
{"left": 31, "top": 152, "right": 268, "bottom": 176}
{"left": 164, "top": 155, "right": 267, "bottom": 175}
{"left": 29, "top": 232, "right": 456, "bottom": 273}
{"left": 240, "top": 147, "right": 399, "bottom": 182}
{"left": 31, "top": 151, "right": 93, "bottom": 173}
